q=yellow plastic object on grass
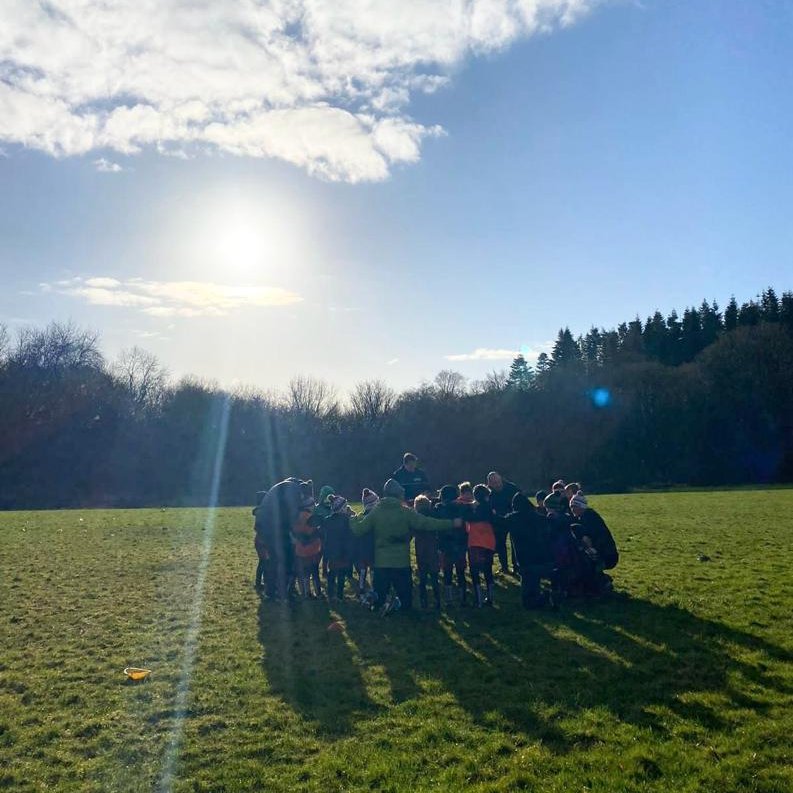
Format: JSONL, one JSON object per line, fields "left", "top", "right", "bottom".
{"left": 124, "top": 667, "right": 151, "bottom": 681}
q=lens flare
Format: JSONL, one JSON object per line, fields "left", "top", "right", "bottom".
{"left": 591, "top": 387, "right": 611, "bottom": 408}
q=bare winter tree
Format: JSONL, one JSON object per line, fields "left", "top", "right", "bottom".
{"left": 113, "top": 346, "right": 168, "bottom": 414}
{"left": 433, "top": 369, "right": 467, "bottom": 400}
{"left": 13, "top": 321, "right": 103, "bottom": 371}
{"left": 0, "top": 323, "right": 9, "bottom": 365}
{"left": 287, "top": 375, "right": 338, "bottom": 419}
{"left": 470, "top": 369, "right": 509, "bottom": 395}
{"left": 349, "top": 379, "right": 396, "bottom": 423}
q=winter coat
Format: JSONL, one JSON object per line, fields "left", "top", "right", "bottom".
{"left": 434, "top": 500, "right": 470, "bottom": 559}
{"left": 292, "top": 510, "right": 322, "bottom": 559}
{"left": 488, "top": 480, "right": 520, "bottom": 518}
{"left": 351, "top": 497, "right": 453, "bottom": 568}
{"left": 573, "top": 508, "right": 618, "bottom": 569}
{"left": 254, "top": 478, "right": 313, "bottom": 556}
{"left": 503, "top": 504, "right": 553, "bottom": 567}
{"left": 323, "top": 512, "right": 354, "bottom": 568}
{"left": 466, "top": 500, "right": 496, "bottom": 551}
{"left": 391, "top": 465, "right": 430, "bottom": 502}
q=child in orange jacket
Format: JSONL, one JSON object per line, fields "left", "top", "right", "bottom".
{"left": 291, "top": 506, "right": 323, "bottom": 598}
{"left": 467, "top": 484, "right": 497, "bottom": 607}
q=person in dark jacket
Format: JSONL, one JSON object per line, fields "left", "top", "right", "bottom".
{"left": 503, "top": 493, "right": 554, "bottom": 608}
{"left": 254, "top": 478, "right": 314, "bottom": 599}
{"left": 413, "top": 495, "right": 442, "bottom": 609}
{"left": 486, "top": 471, "right": 520, "bottom": 574}
{"left": 569, "top": 492, "right": 618, "bottom": 595}
{"left": 391, "top": 452, "right": 430, "bottom": 502}
{"left": 323, "top": 495, "right": 355, "bottom": 602}
{"left": 570, "top": 493, "right": 618, "bottom": 569}
{"left": 435, "top": 484, "right": 470, "bottom": 606}
{"left": 543, "top": 490, "right": 577, "bottom": 603}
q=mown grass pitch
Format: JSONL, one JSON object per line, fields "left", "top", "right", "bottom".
{"left": 1, "top": 491, "right": 792, "bottom": 792}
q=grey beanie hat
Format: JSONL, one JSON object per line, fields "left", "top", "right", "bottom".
{"left": 383, "top": 478, "right": 406, "bottom": 499}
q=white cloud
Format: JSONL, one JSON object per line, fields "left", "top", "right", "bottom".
{"left": 446, "top": 347, "right": 518, "bottom": 361}
{"left": 43, "top": 276, "right": 303, "bottom": 317}
{"left": 386, "top": 358, "right": 400, "bottom": 365}
{"left": 0, "top": 1, "right": 599, "bottom": 182}
{"left": 93, "top": 157, "right": 124, "bottom": 173}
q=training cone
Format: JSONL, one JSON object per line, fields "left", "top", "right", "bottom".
{"left": 124, "top": 667, "right": 151, "bottom": 681}
{"left": 326, "top": 621, "right": 343, "bottom": 633}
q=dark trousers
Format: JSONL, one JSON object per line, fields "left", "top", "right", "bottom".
{"left": 417, "top": 567, "right": 441, "bottom": 608}
{"left": 520, "top": 564, "right": 551, "bottom": 608}
{"left": 469, "top": 548, "right": 494, "bottom": 587}
{"left": 442, "top": 557, "right": 467, "bottom": 589}
{"left": 494, "top": 529, "right": 509, "bottom": 572}
{"left": 373, "top": 567, "right": 413, "bottom": 610}
{"left": 327, "top": 567, "right": 350, "bottom": 600}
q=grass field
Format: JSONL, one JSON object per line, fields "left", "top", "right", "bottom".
{"left": 1, "top": 491, "right": 792, "bottom": 792}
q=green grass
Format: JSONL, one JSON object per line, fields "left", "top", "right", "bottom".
{"left": 1, "top": 491, "right": 792, "bottom": 792}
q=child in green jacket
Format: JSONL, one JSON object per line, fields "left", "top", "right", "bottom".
{"left": 351, "top": 478, "right": 459, "bottom": 612}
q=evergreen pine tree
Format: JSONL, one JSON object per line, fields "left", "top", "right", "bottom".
{"left": 506, "top": 354, "right": 534, "bottom": 390}
{"left": 724, "top": 296, "right": 739, "bottom": 332}
{"left": 761, "top": 287, "right": 780, "bottom": 322}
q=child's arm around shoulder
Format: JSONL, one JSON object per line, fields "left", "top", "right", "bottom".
{"left": 350, "top": 509, "right": 374, "bottom": 536}
{"left": 409, "top": 510, "right": 455, "bottom": 533}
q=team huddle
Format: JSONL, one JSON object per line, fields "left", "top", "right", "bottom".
{"left": 252, "top": 453, "right": 619, "bottom": 614}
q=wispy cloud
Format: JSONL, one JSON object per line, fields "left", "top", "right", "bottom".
{"left": 42, "top": 276, "right": 302, "bottom": 317}
{"left": 0, "top": 1, "right": 598, "bottom": 182}
{"left": 93, "top": 157, "right": 124, "bottom": 173}
{"left": 386, "top": 358, "right": 400, "bottom": 366}
{"left": 446, "top": 347, "right": 518, "bottom": 362}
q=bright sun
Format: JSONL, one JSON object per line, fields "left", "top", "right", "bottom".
{"left": 214, "top": 219, "right": 267, "bottom": 272}
{"left": 175, "top": 191, "right": 306, "bottom": 281}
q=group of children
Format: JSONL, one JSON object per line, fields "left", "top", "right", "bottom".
{"left": 254, "top": 473, "right": 619, "bottom": 614}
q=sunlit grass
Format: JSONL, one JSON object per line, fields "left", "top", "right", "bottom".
{"left": 1, "top": 491, "right": 792, "bottom": 791}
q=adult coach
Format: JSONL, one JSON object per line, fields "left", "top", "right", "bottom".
{"left": 486, "top": 471, "right": 520, "bottom": 575}
{"left": 391, "top": 452, "right": 430, "bottom": 502}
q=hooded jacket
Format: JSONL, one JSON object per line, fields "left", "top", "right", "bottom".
{"left": 503, "top": 495, "right": 553, "bottom": 566}
{"left": 351, "top": 497, "right": 453, "bottom": 568}
{"left": 573, "top": 508, "right": 618, "bottom": 569}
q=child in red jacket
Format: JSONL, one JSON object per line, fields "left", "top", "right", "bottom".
{"left": 467, "top": 484, "right": 497, "bottom": 607}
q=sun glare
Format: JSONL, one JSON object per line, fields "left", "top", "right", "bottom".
{"left": 214, "top": 219, "right": 266, "bottom": 272}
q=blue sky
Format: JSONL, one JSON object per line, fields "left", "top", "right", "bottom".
{"left": 1, "top": 0, "right": 791, "bottom": 392}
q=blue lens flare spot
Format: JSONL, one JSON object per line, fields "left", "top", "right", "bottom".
{"left": 591, "top": 387, "right": 611, "bottom": 408}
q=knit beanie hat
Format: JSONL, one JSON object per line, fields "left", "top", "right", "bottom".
{"left": 439, "top": 484, "right": 459, "bottom": 503}
{"left": 362, "top": 488, "right": 379, "bottom": 513}
{"left": 383, "top": 478, "right": 405, "bottom": 500}
{"left": 552, "top": 479, "right": 566, "bottom": 492}
{"left": 569, "top": 492, "right": 588, "bottom": 510}
{"left": 329, "top": 495, "right": 348, "bottom": 514}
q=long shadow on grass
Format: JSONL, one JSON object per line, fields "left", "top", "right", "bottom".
{"left": 258, "top": 583, "right": 792, "bottom": 748}
{"left": 256, "top": 595, "right": 377, "bottom": 736}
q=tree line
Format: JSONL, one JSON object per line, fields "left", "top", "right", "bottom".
{"left": 1, "top": 287, "right": 791, "bottom": 510}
